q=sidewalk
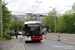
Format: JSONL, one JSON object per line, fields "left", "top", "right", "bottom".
{"left": 0, "top": 35, "right": 25, "bottom": 50}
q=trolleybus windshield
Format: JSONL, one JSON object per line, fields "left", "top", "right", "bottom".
{"left": 24, "top": 24, "right": 42, "bottom": 36}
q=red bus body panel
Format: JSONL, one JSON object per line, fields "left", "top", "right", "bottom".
{"left": 31, "top": 35, "right": 43, "bottom": 41}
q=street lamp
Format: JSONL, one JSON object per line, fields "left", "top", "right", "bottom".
{"left": 49, "top": 7, "right": 56, "bottom": 33}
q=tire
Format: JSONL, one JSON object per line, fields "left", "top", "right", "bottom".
{"left": 25, "top": 41, "right": 27, "bottom": 43}
{"left": 39, "top": 40, "right": 41, "bottom": 42}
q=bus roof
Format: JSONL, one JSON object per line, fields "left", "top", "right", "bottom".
{"left": 24, "top": 21, "right": 42, "bottom": 24}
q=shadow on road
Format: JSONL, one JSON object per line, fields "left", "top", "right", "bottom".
{"left": 25, "top": 41, "right": 42, "bottom": 43}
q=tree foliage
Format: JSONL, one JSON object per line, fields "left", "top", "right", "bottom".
{"left": 17, "top": 20, "right": 24, "bottom": 30}
{"left": 2, "top": 2, "right": 12, "bottom": 32}
{"left": 44, "top": 7, "right": 75, "bottom": 33}
{"left": 44, "top": 8, "right": 57, "bottom": 32}
{"left": 57, "top": 13, "right": 75, "bottom": 33}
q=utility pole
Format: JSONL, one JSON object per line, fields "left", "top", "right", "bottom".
{"left": 55, "top": 10, "right": 56, "bottom": 33}
{"left": 49, "top": 7, "right": 56, "bottom": 33}
{"left": 0, "top": 0, "right": 2, "bottom": 37}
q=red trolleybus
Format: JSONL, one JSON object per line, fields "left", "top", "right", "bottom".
{"left": 23, "top": 21, "right": 43, "bottom": 42}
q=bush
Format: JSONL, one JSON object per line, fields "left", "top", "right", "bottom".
{"left": 0, "top": 37, "right": 7, "bottom": 41}
{"left": 6, "top": 30, "right": 10, "bottom": 33}
{"left": 2, "top": 33, "right": 12, "bottom": 40}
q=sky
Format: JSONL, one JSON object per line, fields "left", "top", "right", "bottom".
{"left": 4, "top": 0, "right": 75, "bottom": 14}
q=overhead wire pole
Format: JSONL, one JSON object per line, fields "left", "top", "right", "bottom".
{"left": 49, "top": 7, "right": 56, "bottom": 33}
{"left": 0, "top": 0, "right": 2, "bottom": 36}
{"left": 55, "top": 9, "right": 56, "bottom": 33}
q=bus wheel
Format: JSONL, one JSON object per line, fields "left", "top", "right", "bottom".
{"left": 39, "top": 40, "right": 41, "bottom": 42}
{"left": 25, "top": 41, "right": 27, "bottom": 43}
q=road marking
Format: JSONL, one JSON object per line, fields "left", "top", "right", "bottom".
{"left": 46, "top": 38, "right": 57, "bottom": 41}
{"left": 63, "top": 39, "right": 68, "bottom": 40}
{"left": 61, "top": 37, "right": 75, "bottom": 39}
{"left": 46, "top": 38, "right": 75, "bottom": 45}
{"left": 61, "top": 40, "right": 75, "bottom": 45}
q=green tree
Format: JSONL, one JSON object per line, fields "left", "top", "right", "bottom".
{"left": 17, "top": 20, "right": 24, "bottom": 30}
{"left": 44, "top": 8, "right": 57, "bottom": 32}
{"left": 71, "top": 13, "right": 75, "bottom": 33}
{"left": 44, "top": 15, "right": 55, "bottom": 32}
{"left": 13, "top": 20, "right": 18, "bottom": 31}
{"left": 57, "top": 13, "right": 75, "bottom": 33}
{"left": 57, "top": 15, "right": 67, "bottom": 33}
{"left": 63, "top": 14, "right": 72, "bottom": 33}
{"left": 2, "top": 2, "right": 12, "bottom": 32}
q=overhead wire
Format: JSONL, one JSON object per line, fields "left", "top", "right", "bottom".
{"left": 11, "top": 11, "right": 48, "bottom": 14}
{"left": 30, "top": 0, "right": 43, "bottom": 13}
{"left": 11, "top": 0, "right": 45, "bottom": 14}
{"left": 29, "top": 0, "right": 38, "bottom": 12}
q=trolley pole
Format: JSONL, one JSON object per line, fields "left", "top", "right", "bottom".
{"left": 0, "top": 0, "right": 2, "bottom": 37}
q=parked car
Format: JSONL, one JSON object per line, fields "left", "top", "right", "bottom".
{"left": 18, "top": 31, "right": 23, "bottom": 35}
{"left": 48, "top": 30, "right": 51, "bottom": 32}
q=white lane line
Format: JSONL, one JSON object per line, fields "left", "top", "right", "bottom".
{"left": 63, "top": 39, "right": 68, "bottom": 40}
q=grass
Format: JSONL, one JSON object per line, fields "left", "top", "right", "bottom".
{"left": 0, "top": 33, "right": 12, "bottom": 41}
{"left": 0, "top": 37, "right": 7, "bottom": 41}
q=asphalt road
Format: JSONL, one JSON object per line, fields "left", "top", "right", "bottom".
{"left": 23, "top": 39, "right": 75, "bottom": 50}
{"left": 1, "top": 34, "right": 74, "bottom": 50}
{"left": 23, "top": 33, "right": 75, "bottom": 50}
{"left": 46, "top": 33, "right": 75, "bottom": 43}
